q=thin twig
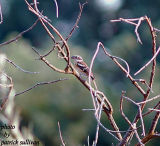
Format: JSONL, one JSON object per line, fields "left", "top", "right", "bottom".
{"left": 53, "top": 0, "right": 59, "bottom": 18}
{"left": 93, "top": 98, "right": 104, "bottom": 146}
{"left": 32, "top": 47, "right": 67, "bottom": 73}
{"left": 112, "top": 56, "right": 130, "bottom": 77}
{"left": 135, "top": 17, "right": 145, "bottom": 44}
{"left": 0, "top": 3, "right": 3, "bottom": 24}
{"left": 15, "top": 78, "right": 68, "bottom": 96}
{"left": 145, "top": 16, "right": 157, "bottom": 96}
{"left": 134, "top": 46, "right": 160, "bottom": 76}
{"left": 65, "top": 2, "right": 87, "bottom": 42}
{"left": 58, "top": 122, "right": 66, "bottom": 146}
{"left": 5, "top": 58, "right": 39, "bottom": 74}
{"left": 0, "top": 19, "right": 39, "bottom": 47}
{"left": 133, "top": 123, "right": 144, "bottom": 146}
{"left": 142, "top": 102, "right": 160, "bottom": 117}
{"left": 87, "top": 136, "right": 90, "bottom": 146}
{"left": 137, "top": 94, "right": 160, "bottom": 105}
{"left": 97, "top": 42, "right": 145, "bottom": 95}
{"left": 148, "top": 108, "right": 160, "bottom": 112}
{"left": 111, "top": 17, "right": 146, "bottom": 44}
{"left": 40, "top": 45, "right": 57, "bottom": 58}
{"left": 120, "top": 91, "right": 132, "bottom": 126}
{"left": 149, "top": 105, "right": 160, "bottom": 134}
{"left": 110, "top": 18, "right": 138, "bottom": 26}
{"left": 122, "top": 95, "right": 145, "bottom": 137}
{"left": 134, "top": 79, "right": 153, "bottom": 93}
{"left": 82, "top": 108, "right": 98, "bottom": 111}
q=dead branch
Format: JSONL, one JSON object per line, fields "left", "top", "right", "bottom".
{"left": 137, "top": 94, "right": 160, "bottom": 105}
{"left": 0, "top": 19, "right": 39, "bottom": 47}
{"left": 32, "top": 47, "right": 67, "bottom": 74}
{"left": 89, "top": 42, "right": 124, "bottom": 140}
{"left": 25, "top": 0, "right": 71, "bottom": 70}
{"left": 0, "top": 2, "right": 3, "bottom": 24}
{"left": 54, "top": 0, "right": 59, "bottom": 18}
{"left": 24, "top": 3, "right": 120, "bottom": 139}
{"left": 15, "top": 78, "right": 68, "bottom": 96}
{"left": 58, "top": 121, "right": 66, "bottom": 146}
{"left": 142, "top": 102, "right": 160, "bottom": 117}
{"left": 96, "top": 42, "right": 146, "bottom": 95}
{"left": 148, "top": 108, "right": 160, "bottom": 112}
{"left": 120, "top": 91, "right": 132, "bottom": 126}
{"left": 65, "top": 2, "right": 87, "bottom": 42}
{"left": 93, "top": 98, "right": 104, "bottom": 146}
{"left": 149, "top": 105, "right": 160, "bottom": 134}
{"left": 5, "top": 58, "right": 39, "bottom": 74}
{"left": 117, "top": 16, "right": 157, "bottom": 146}
{"left": 111, "top": 16, "right": 146, "bottom": 44}
{"left": 136, "top": 105, "right": 160, "bottom": 146}
{"left": 134, "top": 46, "right": 160, "bottom": 76}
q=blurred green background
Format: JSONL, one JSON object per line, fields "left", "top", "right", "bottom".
{"left": 1, "top": 0, "right": 160, "bottom": 145}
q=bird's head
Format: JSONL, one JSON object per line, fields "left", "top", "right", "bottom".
{"left": 71, "top": 55, "right": 83, "bottom": 62}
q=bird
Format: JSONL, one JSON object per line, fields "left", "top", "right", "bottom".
{"left": 71, "top": 55, "right": 95, "bottom": 80}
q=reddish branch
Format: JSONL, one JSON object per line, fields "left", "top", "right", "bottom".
{"left": 15, "top": 78, "right": 68, "bottom": 96}
{"left": 0, "top": 3, "right": 3, "bottom": 24}
{"left": 112, "top": 16, "right": 158, "bottom": 146}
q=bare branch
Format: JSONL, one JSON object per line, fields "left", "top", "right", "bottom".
{"left": 111, "top": 17, "right": 146, "bottom": 44}
{"left": 134, "top": 79, "right": 153, "bottom": 93}
{"left": 5, "top": 58, "right": 39, "bottom": 74}
{"left": 40, "top": 45, "right": 56, "bottom": 58}
{"left": 142, "top": 102, "right": 160, "bottom": 117}
{"left": 93, "top": 98, "right": 104, "bottom": 146}
{"left": 149, "top": 105, "right": 160, "bottom": 134}
{"left": 0, "top": 2, "right": 3, "bottom": 24}
{"left": 118, "top": 16, "right": 157, "bottom": 145}
{"left": 148, "top": 108, "right": 160, "bottom": 112}
{"left": 137, "top": 94, "right": 160, "bottom": 105}
{"left": 15, "top": 78, "right": 68, "bottom": 96}
{"left": 32, "top": 47, "right": 67, "bottom": 74}
{"left": 53, "top": 0, "right": 59, "bottom": 18}
{"left": 120, "top": 91, "right": 132, "bottom": 126}
{"left": 0, "top": 19, "right": 39, "bottom": 47}
{"left": 96, "top": 42, "right": 145, "bottom": 95}
{"left": 110, "top": 18, "right": 138, "bottom": 26}
{"left": 87, "top": 136, "right": 90, "bottom": 146}
{"left": 112, "top": 56, "right": 130, "bottom": 77}
{"left": 145, "top": 16, "right": 157, "bottom": 96}
{"left": 135, "top": 17, "right": 145, "bottom": 44}
{"left": 134, "top": 46, "right": 160, "bottom": 76}
{"left": 122, "top": 95, "right": 145, "bottom": 137}
{"left": 89, "top": 42, "right": 123, "bottom": 140}
{"left": 58, "top": 121, "right": 66, "bottom": 146}
{"left": 25, "top": 0, "right": 71, "bottom": 70}
{"left": 133, "top": 123, "right": 144, "bottom": 146}
{"left": 65, "top": 2, "right": 87, "bottom": 42}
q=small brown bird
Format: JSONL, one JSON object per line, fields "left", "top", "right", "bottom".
{"left": 71, "top": 55, "right": 95, "bottom": 80}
